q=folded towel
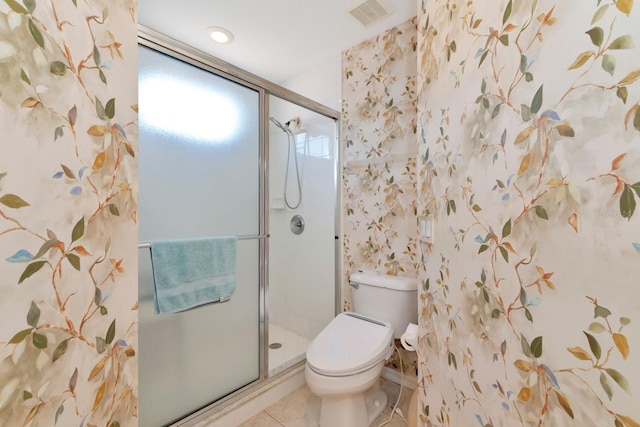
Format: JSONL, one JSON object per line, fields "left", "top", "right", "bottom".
{"left": 150, "top": 236, "right": 237, "bottom": 314}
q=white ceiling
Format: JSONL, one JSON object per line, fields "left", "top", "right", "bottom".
{"left": 137, "top": 0, "right": 417, "bottom": 84}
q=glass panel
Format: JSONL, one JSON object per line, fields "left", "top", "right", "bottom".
{"left": 268, "top": 96, "right": 337, "bottom": 375}
{"left": 138, "top": 47, "right": 259, "bottom": 238}
{"left": 138, "top": 45, "right": 260, "bottom": 426}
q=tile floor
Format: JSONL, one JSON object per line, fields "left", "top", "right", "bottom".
{"left": 239, "top": 378, "right": 411, "bottom": 427}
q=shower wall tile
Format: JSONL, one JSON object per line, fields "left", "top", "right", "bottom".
{"left": 0, "top": 1, "right": 138, "bottom": 426}
{"left": 300, "top": 156, "right": 337, "bottom": 214}
{"left": 269, "top": 97, "right": 337, "bottom": 344}
{"left": 416, "top": 0, "right": 640, "bottom": 425}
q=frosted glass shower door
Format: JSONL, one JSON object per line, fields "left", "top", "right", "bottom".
{"left": 138, "top": 45, "right": 260, "bottom": 426}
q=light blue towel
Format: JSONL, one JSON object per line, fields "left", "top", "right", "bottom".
{"left": 150, "top": 237, "right": 237, "bottom": 314}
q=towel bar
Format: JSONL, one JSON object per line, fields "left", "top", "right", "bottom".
{"left": 138, "top": 234, "right": 268, "bottom": 249}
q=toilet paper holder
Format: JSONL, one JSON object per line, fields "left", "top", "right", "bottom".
{"left": 400, "top": 323, "right": 419, "bottom": 352}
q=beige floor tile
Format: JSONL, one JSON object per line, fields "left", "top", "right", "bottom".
{"left": 239, "top": 411, "right": 285, "bottom": 427}
{"left": 264, "top": 385, "right": 321, "bottom": 427}
{"left": 259, "top": 379, "right": 410, "bottom": 427}
{"left": 372, "top": 410, "right": 409, "bottom": 427}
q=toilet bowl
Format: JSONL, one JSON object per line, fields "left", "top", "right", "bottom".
{"left": 305, "top": 313, "right": 394, "bottom": 427}
{"left": 305, "top": 272, "right": 418, "bottom": 427}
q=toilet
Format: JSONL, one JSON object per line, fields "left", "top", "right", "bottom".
{"left": 305, "top": 271, "right": 418, "bottom": 427}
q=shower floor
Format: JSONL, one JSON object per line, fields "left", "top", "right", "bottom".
{"left": 268, "top": 324, "right": 310, "bottom": 376}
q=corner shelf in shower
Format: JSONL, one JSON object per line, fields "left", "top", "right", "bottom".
{"left": 270, "top": 197, "right": 286, "bottom": 210}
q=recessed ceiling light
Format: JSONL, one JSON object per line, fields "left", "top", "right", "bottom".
{"left": 207, "top": 27, "right": 234, "bottom": 44}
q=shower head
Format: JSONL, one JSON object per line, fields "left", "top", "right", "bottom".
{"left": 285, "top": 117, "right": 300, "bottom": 129}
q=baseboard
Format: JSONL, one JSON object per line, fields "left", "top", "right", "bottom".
{"left": 381, "top": 366, "right": 418, "bottom": 390}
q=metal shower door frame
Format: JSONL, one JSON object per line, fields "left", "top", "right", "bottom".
{"left": 137, "top": 24, "right": 342, "bottom": 427}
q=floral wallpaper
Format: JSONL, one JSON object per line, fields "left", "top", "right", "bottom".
{"left": 0, "top": 1, "right": 138, "bottom": 426}
{"left": 342, "top": 18, "right": 419, "bottom": 375}
{"left": 342, "top": 17, "right": 419, "bottom": 307}
{"left": 416, "top": 0, "right": 640, "bottom": 426}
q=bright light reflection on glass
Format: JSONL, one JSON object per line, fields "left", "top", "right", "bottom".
{"left": 139, "top": 75, "right": 239, "bottom": 144}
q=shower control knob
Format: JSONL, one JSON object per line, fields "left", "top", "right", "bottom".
{"left": 290, "top": 215, "right": 304, "bottom": 235}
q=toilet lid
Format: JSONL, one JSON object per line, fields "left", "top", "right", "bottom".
{"left": 306, "top": 313, "right": 393, "bottom": 376}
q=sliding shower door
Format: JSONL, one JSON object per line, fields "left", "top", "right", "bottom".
{"left": 138, "top": 45, "right": 261, "bottom": 426}
{"left": 267, "top": 96, "right": 337, "bottom": 375}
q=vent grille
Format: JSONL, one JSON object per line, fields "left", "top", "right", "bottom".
{"left": 348, "top": 0, "right": 389, "bottom": 26}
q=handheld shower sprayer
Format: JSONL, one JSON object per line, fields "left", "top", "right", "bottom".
{"left": 271, "top": 116, "right": 301, "bottom": 133}
{"left": 270, "top": 117, "right": 286, "bottom": 131}
{"left": 270, "top": 116, "right": 302, "bottom": 210}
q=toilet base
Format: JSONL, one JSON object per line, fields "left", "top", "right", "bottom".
{"left": 365, "top": 387, "right": 388, "bottom": 424}
{"left": 319, "top": 385, "right": 388, "bottom": 427}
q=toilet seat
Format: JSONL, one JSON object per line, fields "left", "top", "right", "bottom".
{"left": 306, "top": 312, "right": 393, "bottom": 377}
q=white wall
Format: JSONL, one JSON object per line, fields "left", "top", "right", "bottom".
{"left": 280, "top": 54, "right": 342, "bottom": 113}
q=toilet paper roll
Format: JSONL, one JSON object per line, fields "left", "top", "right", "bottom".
{"left": 400, "top": 323, "right": 419, "bottom": 352}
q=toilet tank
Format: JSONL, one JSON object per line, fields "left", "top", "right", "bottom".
{"left": 349, "top": 271, "right": 418, "bottom": 339}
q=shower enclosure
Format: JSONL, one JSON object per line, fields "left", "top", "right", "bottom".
{"left": 137, "top": 27, "right": 339, "bottom": 427}
{"left": 268, "top": 97, "right": 338, "bottom": 376}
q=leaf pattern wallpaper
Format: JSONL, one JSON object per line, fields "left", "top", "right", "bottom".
{"left": 342, "top": 18, "right": 420, "bottom": 375}
{"left": 414, "top": 0, "right": 640, "bottom": 426}
{"left": 0, "top": 1, "right": 138, "bottom": 426}
{"left": 342, "top": 17, "right": 419, "bottom": 304}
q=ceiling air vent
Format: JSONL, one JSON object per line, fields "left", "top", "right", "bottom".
{"left": 348, "top": 0, "right": 389, "bottom": 26}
